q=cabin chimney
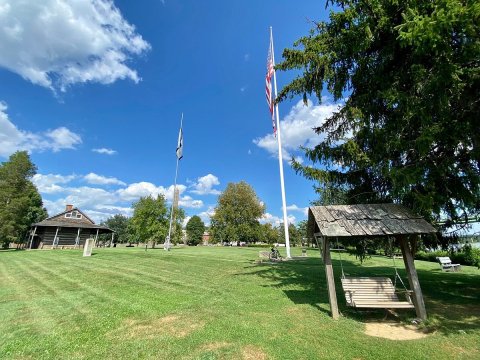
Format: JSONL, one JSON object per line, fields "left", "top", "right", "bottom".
{"left": 65, "top": 204, "right": 73, "bottom": 212}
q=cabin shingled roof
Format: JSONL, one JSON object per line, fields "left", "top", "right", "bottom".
{"left": 308, "top": 204, "right": 437, "bottom": 238}
{"left": 43, "top": 207, "right": 95, "bottom": 224}
{"left": 32, "top": 207, "right": 113, "bottom": 232}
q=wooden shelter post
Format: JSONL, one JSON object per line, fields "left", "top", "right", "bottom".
{"left": 323, "top": 237, "right": 339, "bottom": 319}
{"left": 399, "top": 236, "right": 427, "bottom": 320}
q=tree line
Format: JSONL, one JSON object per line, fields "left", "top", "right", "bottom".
{"left": 103, "top": 180, "right": 308, "bottom": 247}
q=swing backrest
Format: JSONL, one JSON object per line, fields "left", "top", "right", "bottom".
{"left": 341, "top": 277, "right": 414, "bottom": 309}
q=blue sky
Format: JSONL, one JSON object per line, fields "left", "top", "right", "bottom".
{"left": 0, "top": 0, "right": 339, "bottom": 226}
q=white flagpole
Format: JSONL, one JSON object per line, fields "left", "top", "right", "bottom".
{"left": 165, "top": 113, "right": 183, "bottom": 251}
{"left": 270, "top": 27, "right": 291, "bottom": 259}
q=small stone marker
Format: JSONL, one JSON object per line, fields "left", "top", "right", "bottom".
{"left": 259, "top": 251, "right": 270, "bottom": 259}
{"left": 83, "top": 238, "right": 94, "bottom": 257}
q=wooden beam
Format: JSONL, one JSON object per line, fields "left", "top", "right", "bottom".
{"left": 75, "top": 228, "right": 81, "bottom": 249}
{"left": 29, "top": 226, "right": 37, "bottom": 250}
{"left": 323, "top": 237, "right": 339, "bottom": 319}
{"left": 399, "top": 236, "right": 427, "bottom": 320}
{"left": 53, "top": 227, "right": 60, "bottom": 248}
{"left": 94, "top": 228, "right": 99, "bottom": 247}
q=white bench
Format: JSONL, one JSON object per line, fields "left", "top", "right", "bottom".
{"left": 341, "top": 277, "right": 414, "bottom": 309}
{"left": 436, "top": 257, "right": 461, "bottom": 272}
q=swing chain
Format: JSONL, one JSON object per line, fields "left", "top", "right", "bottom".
{"left": 391, "top": 237, "right": 408, "bottom": 292}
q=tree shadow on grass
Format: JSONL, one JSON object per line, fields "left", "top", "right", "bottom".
{"left": 243, "top": 257, "right": 332, "bottom": 316}
{"left": 414, "top": 269, "right": 480, "bottom": 334}
{"left": 244, "top": 256, "right": 480, "bottom": 334}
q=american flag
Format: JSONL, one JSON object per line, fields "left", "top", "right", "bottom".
{"left": 265, "top": 38, "right": 276, "bottom": 136}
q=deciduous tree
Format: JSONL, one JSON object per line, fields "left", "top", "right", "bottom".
{"left": 101, "top": 214, "right": 129, "bottom": 243}
{"left": 260, "top": 223, "right": 279, "bottom": 244}
{"left": 170, "top": 207, "right": 186, "bottom": 245}
{"left": 0, "top": 151, "right": 47, "bottom": 248}
{"left": 211, "top": 181, "right": 265, "bottom": 244}
{"left": 128, "top": 195, "right": 169, "bottom": 245}
{"left": 186, "top": 215, "right": 205, "bottom": 246}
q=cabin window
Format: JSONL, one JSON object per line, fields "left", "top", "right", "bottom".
{"left": 65, "top": 211, "right": 82, "bottom": 219}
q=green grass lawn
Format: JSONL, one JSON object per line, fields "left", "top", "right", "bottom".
{"left": 1, "top": 246, "right": 479, "bottom": 359}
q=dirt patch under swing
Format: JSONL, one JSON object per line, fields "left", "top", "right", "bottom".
{"left": 364, "top": 322, "right": 429, "bottom": 340}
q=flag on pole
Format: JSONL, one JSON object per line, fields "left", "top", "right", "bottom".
{"left": 176, "top": 126, "right": 183, "bottom": 160}
{"left": 265, "top": 37, "right": 276, "bottom": 136}
{"left": 265, "top": 27, "right": 292, "bottom": 259}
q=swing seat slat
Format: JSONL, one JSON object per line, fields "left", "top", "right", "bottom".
{"left": 341, "top": 277, "right": 414, "bottom": 309}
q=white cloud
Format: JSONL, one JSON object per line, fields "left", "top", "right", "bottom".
{"left": 253, "top": 99, "right": 339, "bottom": 161}
{"left": 0, "top": 0, "right": 150, "bottom": 92}
{"left": 84, "top": 172, "right": 126, "bottom": 186}
{"left": 260, "top": 212, "right": 296, "bottom": 226}
{"left": 197, "top": 206, "right": 215, "bottom": 226}
{"left": 190, "top": 174, "right": 221, "bottom": 195}
{"left": 46, "top": 127, "right": 82, "bottom": 152}
{"left": 0, "top": 102, "right": 82, "bottom": 157}
{"left": 116, "top": 182, "right": 200, "bottom": 208}
{"left": 63, "top": 186, "right": 118, "bottom": 206}
{"left": 179, "top": 195, "right": 203, "bottom": 209}
{"left": 286, "top": 204, "right": 308, "bottom": 216}
{"left": 32, "top": 173, "right": 76, "bottom": 193}
{"left": 117, "top": 181, "right": 167, "bottom": 201}
{"left": 93, "top": 204, "right": 133, "bottom": 218}
{"left": 41, "top": 186, "right": 128, "bottom": 223}
{"left": 36, "top": 172, "right": 206, "bottom": 223}
{"left": 164, "top": 184, "right": 187, "bottom": 201}
{"left": 42, "top": 186, "right": 119, "bottom": 220}
{"left": 92, "top": 148, "right": 117, "bottom": 155}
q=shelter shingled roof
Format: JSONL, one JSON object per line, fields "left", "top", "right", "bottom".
{"left": 308, "top": 204, "right": 437, "bottom": 238}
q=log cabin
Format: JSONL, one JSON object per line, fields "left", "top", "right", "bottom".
{"left": 28, "top": 205, "right": 114, "bottom": 249}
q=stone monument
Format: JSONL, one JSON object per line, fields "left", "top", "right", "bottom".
{"left": 83, "top": 238, "right": 94, "bottom": 257}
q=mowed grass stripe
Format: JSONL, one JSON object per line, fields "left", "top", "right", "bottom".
{"left": 18, "top": 257, "right": 205, "bottom": 323}
{"left": 1, "top": 258, "right": 80, "bottom": 358}
{"left": 40, "top": 254, "right": 213, "bottom": 296}
{"left": 0, "top": 259, "right": 56, "bottom": 346}
{"left": 40, "top": 250, "right": 234, "bottom": 300}
{"left": 17, "top": 257, "right": 144, "bottom": 314}
{"left": 22, "top": 249, "right": 257, "bottom": 317}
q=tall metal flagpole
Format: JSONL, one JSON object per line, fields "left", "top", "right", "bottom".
{"left": 270, "top": 27, "right": 291, "bottom": 259}
{"left": 165, "top": 113, "right": 183, "bottom": 251}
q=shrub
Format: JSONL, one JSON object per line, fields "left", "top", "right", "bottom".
{"left": 461, "top": 245, "right": 480, "bottom": 268}
{"left": 416, "top": 247, "right": 480, "bottom": 268}
{"left": 416, "top": 250, "right": 448, "bottom": 263}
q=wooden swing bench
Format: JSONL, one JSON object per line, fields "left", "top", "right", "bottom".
{"left": 341, "top": 277, "right": 414, "bottom": 309}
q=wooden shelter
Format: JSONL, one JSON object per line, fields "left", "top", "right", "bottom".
{"left": 28, "top": 205, "right": 114, "bottom": 249}
{"left": 308, "top": 204, "right": 437, "bottom": 320}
